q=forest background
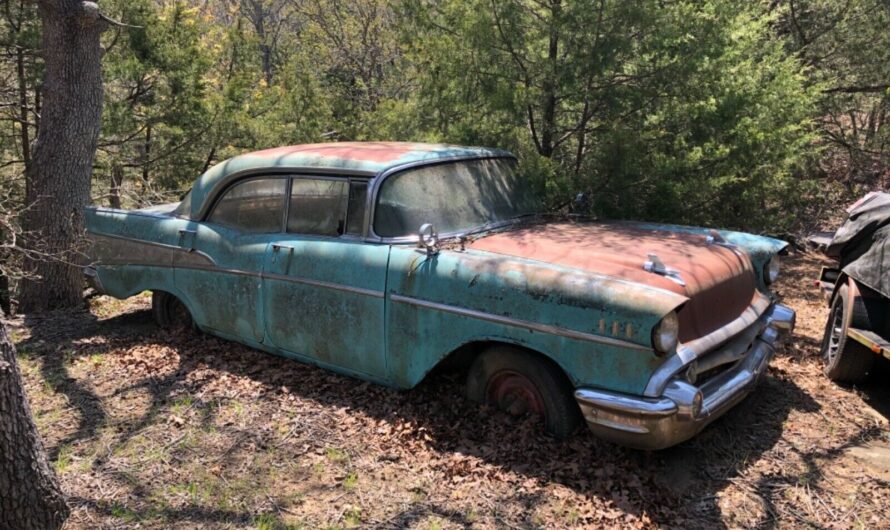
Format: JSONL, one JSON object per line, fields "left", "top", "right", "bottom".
{"left": 1, "top": 0, "right": 888, "bottom": 310}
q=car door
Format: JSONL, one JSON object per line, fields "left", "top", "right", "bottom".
{"left": 262, "top": 177, "right": 390, "bottom": 380}
{"left": 174, "top": 176, "right": 288, "bottom": 344}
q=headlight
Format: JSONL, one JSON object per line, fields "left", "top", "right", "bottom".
{"left": 764, "top": 256, "right": 781, "bottom": 285}
{"left": 652, "top": 311, "right": 679, "bottom": 355}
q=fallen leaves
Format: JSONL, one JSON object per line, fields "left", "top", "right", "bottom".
{"left": 4, "top": 252, "right": 890, "bottom": 529}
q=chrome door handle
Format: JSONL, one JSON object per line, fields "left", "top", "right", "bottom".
{"left": 272, "top": 244, "right": 294, "bottom": 253}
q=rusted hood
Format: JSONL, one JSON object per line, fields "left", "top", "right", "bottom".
{"left": 469, "top": 222, "right": 758, "bottom": 341}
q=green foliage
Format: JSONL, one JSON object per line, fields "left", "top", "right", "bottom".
{"left": 3, "top": 0, "right": 885, "bottom": 239}
{"left": 776, "top": 0, "right": 890, "bottom": 193}
{"left": 402, "top": 0, "right": 819, "bottom": 231}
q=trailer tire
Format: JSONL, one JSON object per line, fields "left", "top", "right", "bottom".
{"left": 821, "top": 285, "right": 875, "bottom": 383}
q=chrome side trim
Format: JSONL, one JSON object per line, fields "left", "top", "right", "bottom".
{"left": 88, "top": 231, "right": 384, "bottom": 298}
{"left": 389, "top": 293, "right": 653, "bottom": 352}
{"left": 172, "top": 264, "right": 384, "bottom": 298}
{"left": 87, "top": 232, "right": 219, "bottom": 268}
{"left": 264, "top": 272, "right": 385, "bottom": 298}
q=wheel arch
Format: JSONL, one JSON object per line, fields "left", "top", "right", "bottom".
{"left": 415, "top": 337, "right": 578, "bottom": 390}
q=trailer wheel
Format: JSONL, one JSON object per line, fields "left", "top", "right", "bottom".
{"left": 821, "top": 285, "right": 874, "bottom": 383}
{"left": 466, "top": 346, "right": 582, "bottom": 439}
{"left": 151, "top": 291, "right": 194, "bottom": 331}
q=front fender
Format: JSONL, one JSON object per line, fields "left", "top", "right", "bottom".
{"left": 385, "top": 247, "right": 687, "bottom": 393}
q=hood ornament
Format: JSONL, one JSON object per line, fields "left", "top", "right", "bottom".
{"left": 706, "top": 229, "right": 739, "bottom": 251}
{"left": 643, "top": 253, "right": 686, "bottom": 286}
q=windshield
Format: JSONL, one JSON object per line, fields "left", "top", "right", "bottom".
{"left": 374, "top": 158, "right": 540, "bottom": 238}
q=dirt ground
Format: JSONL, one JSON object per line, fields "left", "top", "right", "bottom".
{"left": 6, "top": 251, "right": 890, "bottom": 529}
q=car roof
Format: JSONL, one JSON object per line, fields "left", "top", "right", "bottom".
{"left": 182, "top": 142, "right": 513, "bottom": 218}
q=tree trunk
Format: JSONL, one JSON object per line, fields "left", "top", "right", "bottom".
{"left": 109, "top": 164, "right": 123, "bottom": 209}
{"left": 0, "top": 269, "right": 10, "bottom": 316}
{"left": 18, "top": 1, "right": 108, "bottom": 313}
{"left": 0, "top": 322, "right": 69, "bottom": 529}
{"left": 16, "top": 46, "right": 31, "bottom": 171}
{"left": 538, "top": 0, "right": 561, "bottom": 158}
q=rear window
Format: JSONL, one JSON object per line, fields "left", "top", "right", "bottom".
{"left": 208, "top": 178, "right": 287, "bottom": 233}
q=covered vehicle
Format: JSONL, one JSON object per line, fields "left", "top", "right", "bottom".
{"left": 84, "top": 142, "right": 795, "bottom": 450}
{"left": 813, "top": 192, "right": 890, "bottom": 382}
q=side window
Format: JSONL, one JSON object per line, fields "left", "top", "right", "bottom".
{"left": 287, "top": 179, "right": 348, "bottom": 236}
{"left": 208, "top": 178, "right": 286, "bottom": 233}
{"left": 346, "top": 181, "right": 368, "bottom": 235}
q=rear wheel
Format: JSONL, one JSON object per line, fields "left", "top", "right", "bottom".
{"left": 466, "top": 346, "right": 582, "bottom": 439}
{"left": 151, "top": 291, "right": 194, "bottom": 331}
{"left": 821, "top": 284, "right": 874, "bottom": 382}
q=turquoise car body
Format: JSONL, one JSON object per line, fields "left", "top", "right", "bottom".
{"left": 85, "top": 142, "right": 794, "bottom": 449}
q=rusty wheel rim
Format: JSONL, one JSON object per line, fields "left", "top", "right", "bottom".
{"left": 486, "top": 371, "right": 547, "bottom": 419}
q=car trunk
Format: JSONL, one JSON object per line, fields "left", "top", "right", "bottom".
{"left": 468, "top": 221, "right": 758, "bottom": 343}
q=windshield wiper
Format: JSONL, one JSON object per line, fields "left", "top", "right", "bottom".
{"left": 457, "top": 213, "right": 541, "bottom": 239}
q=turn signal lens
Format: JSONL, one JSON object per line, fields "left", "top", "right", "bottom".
{"left": 652, "top": 312, "right": 679, "bottom": 355}
{"left": 765, "top": 256, "right": 781, "bottom": 285}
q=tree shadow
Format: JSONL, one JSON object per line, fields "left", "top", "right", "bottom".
{"left": 165, "top": 333, "right": 822, "bottom": 527}
{"left": 14, "top": 306, "right": 856, "bottom": 528}
{"left": 16, "top": 307, "right": 155, "bottom": 459}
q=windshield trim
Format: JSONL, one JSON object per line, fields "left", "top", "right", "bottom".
{"left": 365, "top": 154, "right": 522, "bottom": 244}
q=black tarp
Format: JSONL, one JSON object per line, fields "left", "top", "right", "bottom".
{"left": 826, "top": 192, "right": 890, "bottom": 298}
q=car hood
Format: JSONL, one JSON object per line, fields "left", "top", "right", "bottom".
{"left": 469, "top": 221, "right": 758, "bottom": 342}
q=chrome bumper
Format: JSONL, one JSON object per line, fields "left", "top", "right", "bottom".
{"left": 574, "top": 303, "right": 795, "bottom": 450}
{"left": 83, "top": 266, "right": 106, "bottom": 295}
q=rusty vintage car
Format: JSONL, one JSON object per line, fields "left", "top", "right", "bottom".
{"left": 85, "top": 142, "right": 795, "bottom": 449}
{"left": 812, "top": 192, "right": 890, "bottom": 382}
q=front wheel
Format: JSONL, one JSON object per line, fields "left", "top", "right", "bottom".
{"left": 151, "top": 291, "right": 194, "bottom": 331}
{"left": 821, "top": 284, "right": 874, "bottom": 383}
{"left": 466, "top": 346, "right": 582, "bottom": 439}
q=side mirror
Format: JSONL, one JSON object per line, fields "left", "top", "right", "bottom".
{"left": 417, "top": 223, "right": 439, "bottom": 256}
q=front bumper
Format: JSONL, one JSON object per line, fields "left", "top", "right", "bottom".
{"left": 83, "top": 266, "right": 107, "bottom": 295}
{"left": 574, "top": 302, "right": 795, "bottom": 450}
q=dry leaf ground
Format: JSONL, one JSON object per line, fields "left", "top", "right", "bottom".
{"left": 6, "top": 251, "right": 890, "bottom": 529}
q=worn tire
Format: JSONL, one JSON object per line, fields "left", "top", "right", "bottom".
{"left": 821, "top": 285, "right": 874, "bottom": 383}
{"left": 151, "top": 291, "right": 194, "bottom": 331}
{"left": 466, "top": 346, "right": 582, "bottom": 439}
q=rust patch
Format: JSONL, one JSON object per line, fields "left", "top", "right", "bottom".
{"left": 469, "top": 222, "right": 757, "bottom": 341}
{"left": 248, "top": 142, "right": 435, "bottom": 163}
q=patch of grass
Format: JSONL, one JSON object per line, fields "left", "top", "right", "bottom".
{"left": 41, "top": 369, "right": 67, "bottom": 394}
{"left": 9, "top": 329, "right": 23, "bottom": 343}
{"left": 171, "top": 394, "right": 194, "bottom": 414}
{"left": 343, "top": 505, "right": 362, "bottom": 527}
{"left": 54, "top": 444, "right": 73, "bottom": 474}
{"left": 343, "top": 472, "right": 358, "bottom": 491}
{"left": 109, "top": 503, "right": 139, "bottom": 523}
{"left": 15, "top": 346, "right": 37, "bottom": 361}
{"left": 426, "top": 517, "right": 444, "bottom": 530}
{"left": 325, "top": 446, "right": 348, "bottom": 463}
{"left": 410, "top": 486, "right": 427, "bottom": 504}
{"left": 254, "top": 513, "right": 280, "bottom": 530}
{"left": 565, "top": 507, "right": 581, "bottom": 526}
